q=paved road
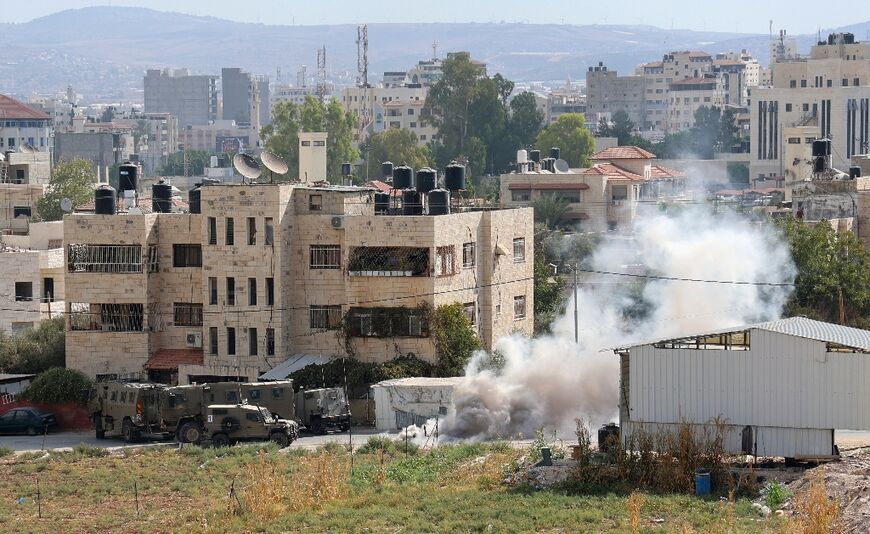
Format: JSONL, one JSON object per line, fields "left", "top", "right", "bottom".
{"left": 0, "top": 427, "right": 390, "bottom": 453}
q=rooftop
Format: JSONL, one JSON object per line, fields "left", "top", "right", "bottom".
{"left": 144, "top": 349, "right": 204, "bottom": 371}
{"left": 0, "top": 94, "right": 51, "bottom": 121}
{"left": 580, "top": 163, "right": 644, "bottom": 181}
{"left": 591, "top": 146, "right": 657, "bottom": 160}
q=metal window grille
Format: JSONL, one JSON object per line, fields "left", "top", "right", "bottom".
{"left": 67, "top": 244, "right": 143, "bottom": 273}
{"left": 69, "top": 303, "right": 145, "bottom": 332}
{"left": 207, "top": 217, "right": 217, "bottom": 245}
{"left": 347, "top": 247, "right": 429, "bottom": 276}
{"left": 173, "top": 303, "right": 203, "bottom": 326}
{"left": 247, "top": 217, "right": 256, "bottom": 245}
{"left": 226, "top": 278, "right": 235, "bottom": 305}
{"left": 512, "top": 238, "right": 525, "bottom": 263}
{"left": 347, "top": 307, "right": 428, "bottom": 338}
{"left": 309, "top": 305, "right": 342, "bottom": 330}
{"left": 309, "top": 194, "right": 323, "bottom": 211}
{"left": 513, "top": 295, "right": 526, "bottom": 319}
{"left": 208, "top": 277, "right": 218, "bottom": 305}
{"left": 225, "top": 217, "right": 234, "bottom": 245}
{"left": 266, "top": 328, "right": 275, "bottom": 356}
{"left": 310, "top": 245, "right": 341, "bottom": 269}
{"left": 148, "top": 245, "right": 159, "bottom": 272}
{"left": 248, "top": 278, "right": 257, "bottom": 306}
{"left": 462, "top": 242, "right": 475, "bottom": 268}
{"left": 435, "top": 245, "right": 455, "bottom": 276}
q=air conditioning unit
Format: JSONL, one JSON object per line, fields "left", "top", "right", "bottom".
{"left": 331, "top": 216, "right": 345, "bottom": 229}
{"left": 185, "top": 332, "right": 202, "bottom": 348}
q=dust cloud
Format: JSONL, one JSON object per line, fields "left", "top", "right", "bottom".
{"left": 441, "top": 207, "right": 795, "bottom": 441}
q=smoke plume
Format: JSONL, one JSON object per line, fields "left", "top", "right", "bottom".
{"left": 442, "top": 207, "right": 795, "bottom": 441}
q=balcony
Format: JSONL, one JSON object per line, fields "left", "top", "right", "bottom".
{"left": 347, "top": 247, "right": 430, "bottom": 277}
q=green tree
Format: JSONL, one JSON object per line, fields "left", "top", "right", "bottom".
{"left": 423, "top": 52, "right": 484, "bottom": 158}
{"left": 159, "top": 149, "right": 213, "bottom": 176}
{"left": 502, "top": 91, "right": 544, "bottom": 161}
{"left": 0, "top": 317, "right": 65, "bottom": 374}
{"left": 533, "top": 249, "right": 567, "bottom": 335}
{"left": 535, "top": 114, "right": 595, "bottom": 168}
{"left": 432, "top": 302, "right": 481, "bottom": 377}
{"left": 532, "top": 194, "right": 570, "bottom": 230}
{"left": 363, "top": 129, "right": 432, "bottom": 179}
{"left": 19, "top": 367, "right": 93, "bottom": 405}
{"left": 598, "top": 110, "right": 635, "bottom": 145}
{"left": 651, "top": 131, "right": 694, "bottom": 159}
{"left": 35, "top": 159, "right": 95, "bottom": 221}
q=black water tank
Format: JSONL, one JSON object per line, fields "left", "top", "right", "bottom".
{"left": 812, "top": 139, "right": 827, "bottom": 157}
{"left": 118, "top": 162, "right": 138, "bottom": 193}
{"left": 189, "top": 186, "right": 201, "bottom": 214}
{"left": 341, "top": 162, "right": 352, "bottom": 176}
{"left": 428, "top": 189, "right": 450, "bottom": 215}
{"left": 393, "top": 165, "right": 414, "bottom": 189}
{"left": 94, "top": 184, "right": 116, "bottom": 215}
{"left": 813, "top": 155, "right": 828, "bottom": 173}
{"left": 529, "top": 149, "right": 541, "bottom": 163}
{"left": 416, "top": 167, "right": 437, "bottom": 193}
{"left": 444, "top": 163, "right": 466, "bottom": 191}
{"left": 374, "top": 192, "right": 390, "bottom": 214}
{"left": 598, "top": 423, "right": 620, "bottom": 453}
{"left": 850, "top": 166, "right": 862, "bottom": 179}
{"left": 152, "top": 181, "right": 172, "bottom": 213}
{"left": 382, "top": 161, "right": 394, "bottom": 179}
{"left": 402, "top": 189, "right": 422, "bottom": 215}
{"left": 550, "top": 147, "right": 561, "bottom": 160}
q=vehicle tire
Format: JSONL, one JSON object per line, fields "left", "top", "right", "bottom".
{"left": 122, "top": 419, "right": 136, "bottom": 443}
{"left": 179, "top": 422, "right": 203, "bottom": 444}
{"left": 313, "top": 420, "right": 327, "bottom": 435}
{"left": 96, "top": 429, "right": 106, "bottom": 439}
{"left": 211, "top": 433, "right": 230, "bottom": 448}
{"left": 26, "top": 426, "right": 38, "bottom": 437}
{"left": 270, "top": 432, "right": 289, "bottom": 448}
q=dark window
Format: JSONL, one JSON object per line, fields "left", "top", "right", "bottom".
{"left": 827, "top": 79, "right": 832, "bottom": 87}
{"left": 309, "top": 194, "right": 322, "bottom": 211}
{"left": 789, "top": 80, "right": 796, "bottom": 88}
{"left": 611, "top": 185, "right": 628, "bottom": 200}
{"left": 249, "top": 327, "right": 258, "bottom": 356}
{"left": 227, "top": 327, "right": 236, "bottom": 355}
{"left": 264, "top": 217, "right": 274, "bottom": 245}
{"left": 462, "top": 242, "right": 476, "bottom": 268}
{"left": 313, "top": 140, "right": 325, "bottom": 147}
{"left": 463, "top": 302, "right": 476, "bottom": 325}
{"left": 272, "top": 387, "right": 283, "bottom": 399}
{"left": 209, "top": 327, "right": 218, "bottom": 354}
{"left": 247, "top": 217, "right": 256, "bottom": 245}
{"left": 207, "top": 217, "right": 217, "bottom": 245}
{"left": 800, "top": 79, "right": 806, "bottom": 88}
{"left": 173, "top": 303, "right": 203, "bottom": 326}
{"left": 266, "top": 328, "right": 275, "bottom": 356}
{"left": 249, "top": 389, "right": 261, "bottom": 400}
{"left": 785, "top": 103, "right": 792, "bottom": 112}
{"left": 172, "top": 244, "right": 202, "bottom": 267}
{"left": 42, "top": 277, "right": 54, "bottom": 303}
{"left": 13, "top": 206, "right": 31, "bottom": 218}
{"left": 512, "top": 238, "right": 526, "bottom": 262}
{"left": 208, "top": 277, "right": 218, "bottom": 305}
{"left": 226, "top": 278, "right": 235, "bottom": 306}
{"left": 511, "top": 190, "right": 531, "bottom": 202}
{"left": 514, "top": 295, "right": 527, "bottom": 319}
{"left": 248, "top": 278, "right": 257, "bottom": 306}
{"left": 854, "top": 78, "right": 860, "bottom": 86}
{"left": 843, "top": 78, "right": 848, "bottom": 87}
{"left": 310, "top": 245, "right": 341, "bottom": 268}
{"left": 309, "top": 305, "right": 342, "bottom": 330}
{"left": 266, "top": 278, "right": 274, "bottom": 306}
{"left": 246, "top": 412, "right": 260, "bottom": 422}
{"left": 346, "top": 307, "right": 428, "bottom": 337}
{"left": 225, "top": 217, "right": 234, "bottom": 245}
{"left": 14, "top": 282, "right": 33, "bottom": 302}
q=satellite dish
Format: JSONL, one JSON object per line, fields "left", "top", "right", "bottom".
{"left": 60, "top": 198, "right": 73, "bottom": 213}
{"left": 260, "top": 150, "right": 288, "bottom": 175}
{"left": 554, "top": 159, "right": 569, "bottom": 173}
{"left": 232, "top": 153, "right": 261, "bottom": 181}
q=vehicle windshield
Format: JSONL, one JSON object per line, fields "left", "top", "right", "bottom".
{"left": 258, "top": 407, "right": 275, "bottom": 423}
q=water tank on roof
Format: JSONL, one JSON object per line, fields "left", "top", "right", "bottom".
{"left": 382, "top": 161, "right": 394, "bottom": 179}
{"left": 529, "top": 149, "right": 541, "bottom": 163}
{"left": 393, "top": 165, "right": 414, "bottom": 189}
{"left": 516, "top": 149, "right": 528, "bottom": 164}
{"left": 118, "top": 162, "right": 138, "bottom": 193}
{"left": 152, "top": 181, "right": 172, "bottom": 213}
{"left": 550, "top": 147, "right": 561, "bottom": 160}
{"left": 189, "top": 186, "right": 201, "bottom": 214}
{"left": 416, "top": 167, "right": 437, "bottom": 193}
{"left": 374, "top": 192, "right": 390, "bottom": 214}
{"left": 428, "top": 189, "right": 450, "bottom": 215}
{"left": 341, "top": 162, "right": 353, "bottom": 176}
{"left": 94, "top": 184, "right": 116, "bottom": 215}
{"left": 402, "top": 189, "right": 423, "bottom": 215}
{"left": 444, "top": 163, "right": 466, "bottom": 191}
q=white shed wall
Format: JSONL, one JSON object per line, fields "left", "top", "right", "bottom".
{"left": 371, "top": 382, "right": 457, "bottom": 431}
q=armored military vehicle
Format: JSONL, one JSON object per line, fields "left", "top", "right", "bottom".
{"left": 89, "top": 382, "right": 166, "bottom": 442}
{"left": 295, "top": 387, "right": 351, "bottom": 434}
{"left": 201, "top": 404, "right": 299, "bottom": 447}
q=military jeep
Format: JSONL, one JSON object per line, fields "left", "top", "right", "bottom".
{"left": 202, "top": 404, "right": 299, "bottom": 448}
{"left": 89, "top": 382, "right": 165, "bottom": 442}
{"left": 295, "top": 387, "right": 351, "bottom": 434}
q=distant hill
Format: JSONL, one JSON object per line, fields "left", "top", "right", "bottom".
{"left": 0, "top": 6, "right": 867, "bottom": 100}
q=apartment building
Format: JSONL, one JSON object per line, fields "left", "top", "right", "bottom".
{"left": 144, "top": 69, "right": 218, "bottom": 128}
{"left": 586, "top": 63, "right": 647, "bottom": 128}
{"left": 0, "top": 94, "right": 52, "bottom": 153}
{"left": 499, "top": 146, "right": 684, "bottom": 232}
{"left": 177, "top": 120, "right": 259, "bottom": 153}
{"left": 750, "top": 33, "right": 870, "bottom": 180}
{"left": 123, "top": 112, "right": 178, "bottom": 177}
{"left": 1, "top": 144, "right": 52, "bottom": 234}
{"left": 221, "top": 67, "right": 267, "bottom": 128}
{"left": 63, "top": 146, "right": 533, "bottom": 383}
{"left": 341, "top": 85, "right": 433, "bottom": 143}
{"left": 667, "top": 76, "right": 726, "bottom": 131}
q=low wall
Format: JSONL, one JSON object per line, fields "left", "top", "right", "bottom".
{"left": 0, "top": 400, "right": 92, "bottom": 430}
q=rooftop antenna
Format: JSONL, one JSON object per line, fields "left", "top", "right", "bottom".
{"left": 356, "top": 24, "right": 369, "bottom": 87}
{"left": 316, "top": 46, "right": 328, "bottom": 102}
{"left": 260, "top": 150, "right": 288, "bottom": 183}
{"left": 432, "top": 40, "right": 438, "bottom": 60}
{"left": 232, "top": 153, "right": 261, "bottom": 183}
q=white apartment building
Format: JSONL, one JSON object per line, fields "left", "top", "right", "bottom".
{"left": 341, "top": 85, "right": 433, "bottom": 144}
{"left": 0, "top": 94, "right": 53, "bottom": 152}
{"left": 667, "top": 76, "right": 726, "bottom": 131}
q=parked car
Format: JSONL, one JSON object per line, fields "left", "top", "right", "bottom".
{"left": 0, "top": 407, "right": 58, "bottom": 435}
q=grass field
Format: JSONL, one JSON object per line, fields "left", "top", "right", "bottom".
{"left": 0, "top": 439, "right": 796, "bottom": 533}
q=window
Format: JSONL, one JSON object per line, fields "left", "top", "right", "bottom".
{"left": 854, "top": 78, "right": 860, "bottom": 86}
{"left": 264, "top": 217, "right": 274, "bottom": 245}
{"left": 69, "top": 303, "right": 144, "bottom": 332}
{"left": 410, "top": 122, "right": 417, "bottom": 128}
{"left": 462, "top": 242, "right": 476, "bottom": 268}
{"left": 209, "top": 327, "right": 218, "bottom": 354}
{"left": 301, "top": 140, "right": 311, "bottom": 146}
{"left": 785, "top": 103, "right": 792, "bottom": 112}
{"left": 800, "top": 79, "right": 806, "bottom": 88}
{"left": 225, "top": 217, "right": 234, "bottom": 245}
{"left": 463, "top": 302, "right": 476, "bottom": 325}
{"left": 407, "top": 108, "right": 415, "bottom": 115}
{"left": 14, "top": 282, "right": 33, "bottom": 302}
{"left": 173, "top": 303, "right": 203, "bottom": 326}
{"left": 67, "top": 244, "right": 143, "bottom": 273}
{"left": 511, "top": 190, "right": 531, "bottom": 202}
{"left": 247, "top": 217, "right": 256, "bottom": 245}
{"left": 266, "top": 328, "right": 275, "bottom": 356}
{"left": 172, "top": 244, "right": 202, "bottom": 267}
{"left": 248, "top": 278, "right": 257, "bottom": 306}
{"left": 787, "top": 137, "right": 801, "bottom": 144}
{"left": 514, "top": 295, "right": 527, "bottom": 319}
{"left": 266, "top": 278, "right": 274, "bottom": 306}
{"left": 611, "top": 185, "right": 628, "bottom": 201}
{"left": 13, "top": 206, "right": 31, "bottom": 218}
{"left": 803, "top": 103, "right": 810, "bottom": 112}
{"left": 314, "top": 140, "right": 325, "bottom": 147}
{"left": 249, "top": 327, "right": 258, "bottom": 356}
{"left": 208, "top": 277, "right": 218, "bottom": 305}
{"left": 309, "top": 194, "right": 322, "bottom": 211}
{"left": 310, "top": 245, "right": 341, "bottom": 269}
{"left": 310, "top": 305, "right": 342, "bottom": 330}
{"left": 226, "top": 278, "right": 235, "bottom": 306}
{"left": 512, "top": 238, "right": 526, "bottom": 263}
{"left": 346, "top": 307, "right": 429, "bottom": 337}
{"left": 435, "top": 245, "right": 455, "bottom": 276}
{"left": 271, "top": 386, "right": 283, "bottom": 399}
{"left": 42, "top": 277, "right": 54, "bottom": 303}
{"left": 227, "top": 327, "right": 236, "bottom": 355}
{"left": 245, "top": 412, "right": 261, "bottom": 423}
{"left": 207, "top": 217, "right": 217, "bottom": 245}
{"left": 843, "top": 78, "right": 848, "bottom": 87}
{"left": 827, "top": 79, "right": 832, "bottom": 87}
{"left": 789, "top": 80, "right": 796, "bottom": 88}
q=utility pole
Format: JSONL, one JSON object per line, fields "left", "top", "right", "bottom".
{"left": 573, "top": 263, "right": 579, "bottom": 344}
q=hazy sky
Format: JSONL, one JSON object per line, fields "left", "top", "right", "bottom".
{"left": 0, "top": 0, "right": 865, "bottom": 34}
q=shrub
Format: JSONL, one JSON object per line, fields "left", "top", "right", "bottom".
{"left": 0, "top": 446, "right": 13, "bottom": 458}
{"left": 0, "top": 317, "right": 64, "bottom": 374}
{"left": 764, "top": 480, "right": 791, "bottom": 510}
{"left": 19, "top": 367, "right": 93, "bottom": 405}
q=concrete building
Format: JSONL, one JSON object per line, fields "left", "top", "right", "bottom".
{"left": 341, "top": 85, "right": 433, "bottom": 144}
{"left": 53, "top": 132, "right": 130, "bottom": 177}
{"left": 0, "top": 94, "right": 52, "bottom": 153}
{"left": 124, "top": 112, "right": 179, "bottom": 177}
{"left": 667, "top": 75, "right": 726, "bottom": 131}
{"left": 614, "top": 317, "right": 870, "bottom": 458}
{"left": 298, "top": 132, "right": 327, "bottom": 183}
{"left": 63, "top": 144, "right": 533, "bottom": 383}
{"left": 221, "top": 68, "right": 265, "bottom": 128}
{"left": 586, "top": 63, "right": 647, "bottom": 128}
{"left": 1, "top": 149, "right": 52, "bottom": 234}
{"left": 546, "top": 79, "right": 586, "bottom": 124}
{"left": 144, "top": 69, "right": 218, "bottom": 128}
{"left": 499, "top": 146, "right": 685, "bottom": 232}
{"left": 272, "top": 83, "right": 319, "bottom": 108}
{"left": 177, "top": 120, "right": 259, "bottom": 154}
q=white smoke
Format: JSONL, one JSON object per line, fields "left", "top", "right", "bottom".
{"left": 442, "top": 206, "right": 795, "bottom": 441}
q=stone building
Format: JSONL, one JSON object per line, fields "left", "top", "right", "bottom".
{"left": 144, "top": 69, "right": 218, "bottom": 128}
{"left": 63, "top": 181, "right": 534, "bottom": 383}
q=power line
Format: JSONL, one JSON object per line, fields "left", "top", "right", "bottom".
{"left": 574, "top": 268, "right": 794, "bottom": 287}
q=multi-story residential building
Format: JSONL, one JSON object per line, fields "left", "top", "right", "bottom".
{"left": 0, "top": 150, "right": 51, "bottom": 234}
{"left": 499, "top": 146, "right": 685, "bottom": 232}
{"left": 586, "top": 63, "right": 647, "bottom": 128}
{"left": 271, "top": 83, "right": 320, "bottom": 108}
{"left": 63, "top": 140, "right": 533, "bottom": 383}
{"left": 0, "top": 222, "right": 65, "bottom": 334}
{"left": 341, "top": 85, "right": 433, "bottom": 143}
{"left": 749, "top": 33, "right": 870, "bottom": 180}
{"left": 221, "top": 67, "right": 267, "bottom": 128}
{"left": 53, "top": 132, "right": 131, "bottom": 178}
{"left": 144, "top": 69, "right": 218, "bottom": 128}
{"left": 177, "top": 120, "right": 259, "bottom": 154}
{"left": 667, "top": 75, "right": 726, "bottom": 131}
{"left": 0, "top": 94, "right": 52, "bottom": 153}
{"left": 121, "top": 112, "right": 178, "bottom": 177}
{"left": 546, "top": 79, "right": 586, "bottom": 124}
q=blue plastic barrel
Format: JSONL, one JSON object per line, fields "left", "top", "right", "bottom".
{"left": 694, "top": 468, "right": 711, "bottom": 495}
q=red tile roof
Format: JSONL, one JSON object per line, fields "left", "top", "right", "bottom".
{"left": 144, "top": 349, "right": 203, "bottom": 371}
{"left": 365, "top": 180, "right": 401, "bottom": 196}
{"left": 649, "top": 165, "right": 685, "bottom": 179}
{"left": 580, "top": 163, "right": 644, "bottom": 181}
{"left": 508, "top": 182, "right": 590, "bottom": 191}
{"left": 0, "top": 94, "right": 51, "bottom": 120}
{"left": 590, "top": 146, "right": 656, "bottom": 160}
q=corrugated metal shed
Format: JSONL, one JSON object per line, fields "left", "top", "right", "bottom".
{"left": 371, "top": 377, "right": 464, "bottom": 431}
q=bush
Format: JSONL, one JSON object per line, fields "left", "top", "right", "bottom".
{"left": 289, "top": 354, "right": 435, "bottom": 397}
{"left": 19, "top": 367, "right": 93, "bottom": 405}
{"left": 0, "top": 317, "right": 65, "bottom": 374}
{"left": 0, "top": 446, "right": 13, "bottom": 458}
{"left": 764, "top": 480, "right": 791, "bottom": 510}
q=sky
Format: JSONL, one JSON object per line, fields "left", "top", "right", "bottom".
{"left": 0, "top": 0, "right": 865, "bottom": 35}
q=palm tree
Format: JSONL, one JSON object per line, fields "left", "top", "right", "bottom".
{"left": 532, "top": 195, "right": 570, "bottom": 230}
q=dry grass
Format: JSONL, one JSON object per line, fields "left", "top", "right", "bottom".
{"left": 284, "top": 452, "right": 347, "bottom": 512}
{"left": 788, "top": 472, "right": 843, "bottom": 534}
{"left": 241, "top": 451, "right": 287, "bottom": 519}
{"left": 626, "top": 491, "right": 644, "bottom": 534}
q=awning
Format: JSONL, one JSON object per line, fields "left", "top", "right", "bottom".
{"left": 259, "top": 354, "right": 333, "bottom": 381}
{"left": 144, "top": 349, "right": 204, "bottom": 371}
{"left": 508, "top": 183, "right": 590, "bottom": 191}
